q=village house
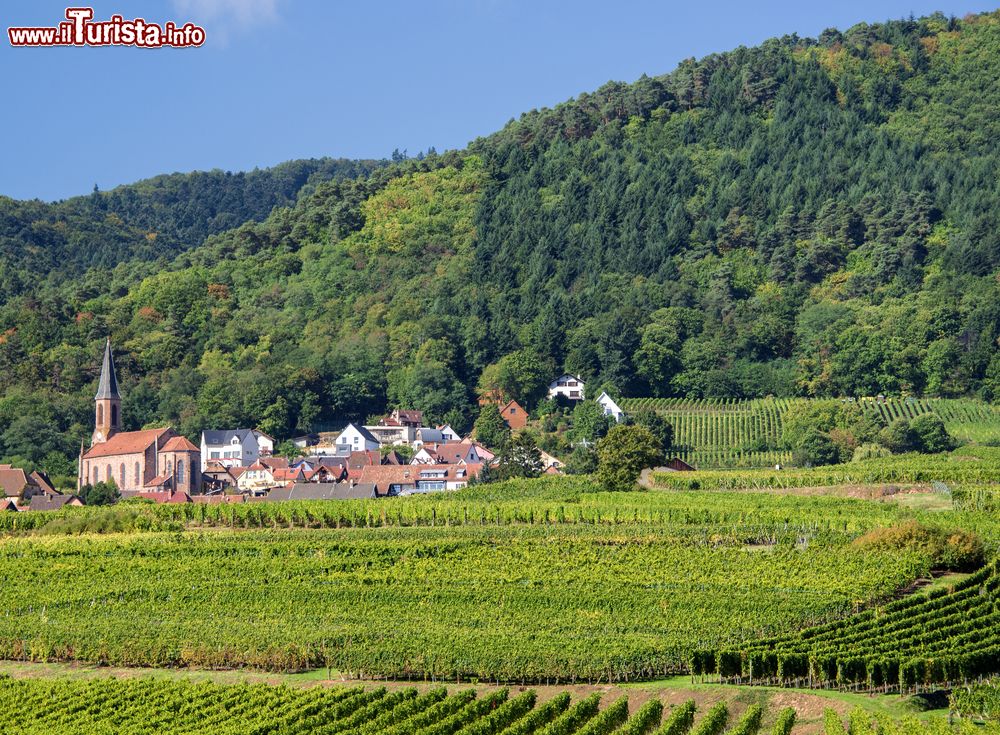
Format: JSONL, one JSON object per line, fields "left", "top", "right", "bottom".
{"left": 27, "top": 494, "right": 84, "bottom": 512}
{"left": 596, "top": 392, "right": 625, "bottom": 422}
{"left": 357, "top": 463, "right": 481, "bottom": 496}
{"left": 364, "top": 422, "right": 414, "bottom": 446}
{"left": 0, "top": 464, "right": 36, "bottom": 503}
{"left": 548, "top": 374, "right": 585, "bottom": 401}
{"left": 499, "top": 400, "right": 528, "bottom": 430}
{"left": 77, "top": 340, "right": 201, "bottom": 497}
{"left": 236, "top": 461, "right": 304, "bottom": 495}
{"left": 411, "top": 442, "right": 483, "bottom": 465}
{"left": 199, "top": 429, "right": 274, "bottom": 472}
{"left": 414, "top": 427, "right": 447, "bottom": 447}
{"left": 335, "top": 424, "right": 380, "bottom": 455}
{"left": 202, "top": 461, "right": 240, "bottom": 494}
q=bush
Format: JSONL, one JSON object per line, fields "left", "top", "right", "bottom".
{"left": 910, "top": 414, "right": 956, "bottom": 454}
{"left": 852, "top": 443, "right": 892, "bottom": 462}
{"left": 852, "top": 521, "right": 985, "bottom": 571}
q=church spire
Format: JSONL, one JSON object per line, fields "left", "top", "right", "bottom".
{"left": 92, "top": 338, "right": 121, "bottom": 445}
{"left": 94, "top": 337, "right": 120, "bottom": 401}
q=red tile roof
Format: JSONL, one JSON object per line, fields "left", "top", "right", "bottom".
{"left": 0, "top": 464, "right": 30, "bottom": 497}
{"left": 82, "top": 428, "right": 172, "bottom": 459}
{"left": 159, "top": 436, "right": 199, "bottom": 452}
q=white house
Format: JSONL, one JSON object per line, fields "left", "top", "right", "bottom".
{"left": 548, "top": 374, "right": 585, "bottom": 401}
{"left": 364, "top": 423, "right": 416, "bottom": 446}
{"left": 335, "top": 423, "right": 380, "bottom": 455}
{"left": 436, "top": 425, "right": 459, "bottom": 442}
{"left": 596, "top": 391, "right": 624, "bottom": 422}
{"left": 200, "top": 429, "right": 275, "bottom": 472}
{"left": 411, "top": 442, "right": 483, "bottom": 465}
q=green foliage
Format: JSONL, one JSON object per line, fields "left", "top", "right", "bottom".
{"left": 571, "top": 400, "right": 612, "bottom": 444}
{"left": 654, "top": 700, "right": 696, "bottom": 735}
{"left": 478, "top": 433, "right": 543, "bottom": 483}
{"left": 690, "top": 702, "right": 728, "bottom": 735}
{"left": 596, "top": 424, "right": 661, "bottom": 491}
{"left": 852, "top": 521, "right": 985, "bottom": 571}
{"left": 0, "top": 474, "right": 951, "bottom": 680}
{"left": 770, "top": 708, "right": 796, "bottom": 735}
{"left": 79, "top": 480, "right": 119, "bottom": 506}
{"left": 630, "top": 411, "right": 675, "bottom": 460}
{"left": 473, "top": 404, "right": 510, "bottom": 449}
{"left": 274, "top": 440, "right": 303, "bottom": 460}
{"left": 851, "top": 443, "right": 891, "bottom": 462}
{"left": 951, "top": 678, "right": 1000, "bottom": 721}
{"left": 910, "top": 414, "right": 956, "bottom": 453}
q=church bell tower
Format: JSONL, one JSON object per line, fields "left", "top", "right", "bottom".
{"left": 93, "top": 337, "right": 121, "bottom": 445}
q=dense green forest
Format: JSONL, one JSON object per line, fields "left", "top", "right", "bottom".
{"left": 2, "top": 10, "right": 1000, "bottom": 479}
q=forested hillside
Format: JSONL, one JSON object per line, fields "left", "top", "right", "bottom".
{"left": 2, "top": 10, "right": 1000, "bottom": 478}
{"left": 0, "top": 157, "right": 379, "bottom": 296}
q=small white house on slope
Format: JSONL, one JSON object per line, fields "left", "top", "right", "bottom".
{"left": 335, "top": 424, "right": 380, "bottom": 455}
{"left": 596, "top": 392, "right": 624, "bottom": 422}
{"left": 548, "top": 374, "right": 585, "bottom": 401}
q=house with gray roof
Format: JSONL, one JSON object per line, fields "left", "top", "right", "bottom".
{"left": 200, "top": 429, "right": 275, "bottom": 472}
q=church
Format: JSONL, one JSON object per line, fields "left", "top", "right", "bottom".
{"left": 77, "top": 339, "right": 200, "bottom": 496}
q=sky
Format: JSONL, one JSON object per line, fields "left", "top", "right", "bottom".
{"left": 1, "top": 0, "right": 996, "bottom": 201}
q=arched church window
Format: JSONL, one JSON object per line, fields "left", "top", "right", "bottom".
{"left": 97, "top": 404, "right": 104, "bottom": 425}
{"left": 111, "top": 405, "right": 118, "bottom": 427}
{"left": 92, "top": 466, "right": 98, "bottom": 484}
{"left": 106, "top": 465, "right": 113, "bottom": 482}
{"left": 134, "top": 462, "right": 141, "bottom": 486}
{"left": 119, "top": 464, "right": 125, "bottom": 488}
{"left": 177, "top": 460, "right": 185, "bottom": 486}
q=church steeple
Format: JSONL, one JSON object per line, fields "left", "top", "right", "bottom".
{"left": 95, "top": 337, "right": 120, "bottom": 401}
{"left": 92, "top": 338, "right": 121, "bottom": 445}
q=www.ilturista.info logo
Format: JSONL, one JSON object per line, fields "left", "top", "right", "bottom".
{"left": 8, "top": 7, "right": 206, "bottom": 48}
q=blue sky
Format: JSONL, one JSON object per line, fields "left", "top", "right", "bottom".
{"left": 2, "top": 0, "right": 996, "bottom": 201}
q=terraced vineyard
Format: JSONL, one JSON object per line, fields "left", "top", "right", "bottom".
{"left": 0, "top": 477, "right": 959, "bottom": 680}
{"left": 1, "top": 676, "right": 995, "bottom": 735}
{"left": 652, "top": 447, "right": 1000, "bottom": 492}
{"left": 692, "top": 559, "right": 1000, "bottom": 693}
{"left": 620, "top": 398, "right": 801, "bottom": 469}
{"left": 620, "top": 398, "right": 1000, "bottom": 469}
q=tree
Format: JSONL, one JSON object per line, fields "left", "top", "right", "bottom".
{"left": 792, "top": 429, "right": 840, "bottom": 467}
{"left": 80, "top": 480, "right": 119, "bottom": 506}
{"left": 480, "top": 433, "right": 543, "bottom": 483}
{"left": 595, "top": 424, "right": 661, "bottom": 492}
{"left": 879, "top": 418, "right": 918, "bottom": 454}
{"left": 274, "top": 440, "right": 303, "bottom": 460}
{"left": 571, "top": 400, "right": 611, "bottom": 444}
{"left": 564, "top": 445, "right": 598, "bottom": 475}
{"left": 910, "top": 414, "right": 955, "bottom": 454}
{"left": 473, "top": 404, "right": 510, "bottom": 449}
{"left": 629, "top": 411, "right": 674, "bottom": 461}
{"left": 495, "top": 350, "right": 552, "bottom": 408}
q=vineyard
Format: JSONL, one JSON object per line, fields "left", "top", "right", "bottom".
{"left": 0, "top": 521, "right": 928, "bottom": 679}
{"left": 619, "top": 398, "right": 1000, "bottom": 469}
{"left": 0, "top": 476, "right": 966, "bottom": 680}
{"left": 689, "top": 559, "right": 1000, "bottom": 693}
{"left": 0, "top": 675, "right": 996, "bottom": 735}
{"left": 652, "top": 447, "right": 1000, "bottom": 494}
